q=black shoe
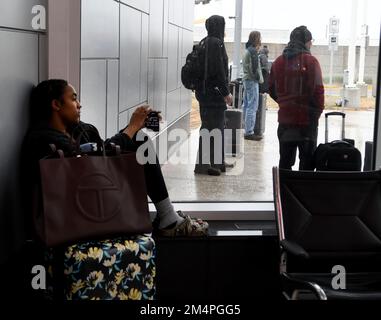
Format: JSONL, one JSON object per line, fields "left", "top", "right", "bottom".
{"left": 245, "top": 134, "right": 263, "bottom": 141}
{"left": 194, "top": 166, "right": 221, "bottom": 176}
{"left": 213, "top": 161, "right": 235, "bottom": 173}
{"left": 224, "top": 161, "right": 235, "bottom": 168}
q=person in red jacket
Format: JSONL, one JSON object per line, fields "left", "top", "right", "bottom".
{"left": 269, "top": 26, "right": 325, "bottom": 170}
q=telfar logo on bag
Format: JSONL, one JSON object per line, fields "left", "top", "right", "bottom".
{"left": 75, "top": 173, "right": 122, "bottom": 222}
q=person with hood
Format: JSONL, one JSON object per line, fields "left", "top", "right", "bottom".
{"left": 259, "top": 45, "right": 270, "bottom": 94}
{"left": 242, "top": 31, "right": 263, "bottom": 141}
{"left": 194, "top": 15, "right": 233, "bottom": 176}
{"left": 21, "top": 79, "right": 209, "bottom": 239}
{"left": 269, "top": 26, "right": 324, "bottom": 170}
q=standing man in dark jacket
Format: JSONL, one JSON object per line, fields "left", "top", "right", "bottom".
{"left": 195, "top": 15, "right": 233, "bottom": 176}
{"left": 269, "top": 26, "right": 325, "bottom": 170}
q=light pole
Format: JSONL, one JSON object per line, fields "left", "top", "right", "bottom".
{"left": 347, "top": 0, "right": 358, "bottom": 87}
{"left": 344, "top": 0, "right": 361, "bottom": 109}
{"left": 231, "top": 0, "right": 243, "bottom": 80}
{"left": 357, "top": 0, "right": 369, "bottom": 97}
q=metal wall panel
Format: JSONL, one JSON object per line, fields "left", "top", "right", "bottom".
{"left": 0, "top": 0, "right": 47, "bottom": 31}
{"left": 182, "top": 29, "right": 193, "bottom": 59}
{"left": 120, "top": 0, "right": 149, "bottom": 13}
{"left": 80, "top": 60, "right": 107, "bottom": 138}
{"left": 119, "top": 110, "right": 129, "bottom": 132}
{"left": 38, "top": 34, "right": 48, "bottom": 82}
{"left": 148, "top": 59, "right": 168, "bottom": 118}
{"left": 162, "top": 0, "right": 169, "bottom": 57}
{"left": 0, "top": 30, "right": 39, "bottom": 176}
{"left": 107, "top": 60, "right": 119, "bottom": 138}
{"left": 168, "top": 0, "right": 183, "bottom": 27}
{"left": 0, "top": 30, "right": 39, "bottom": 261}
{"left": 120, "top": 5, "right": 141, "bottom": 112}
{"left": 166, "top": 88, "right": 181, "bottom": 124}
{"left": 177, "top": 30, "right": 184, "bottom": 88}
{"left": 149, "top": 0, "right": 164, "bottom": 58}
{"left": 140, "top": 13, "right": 149, "bottom": 103}
{"left": 167, "top": 24, "right": 179, "bottom": 92}
{"left": 81, "top": 0, "right": 119, "bottom": 59}
{"left": 183, "top": 0, "right": 194, "bottom": 30}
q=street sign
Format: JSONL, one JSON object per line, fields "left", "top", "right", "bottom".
{"left": 329, "top": 17, "right": 340, "bottom": 34}
{"left": 329, "top": 34, "right": 339, "bottom": 51}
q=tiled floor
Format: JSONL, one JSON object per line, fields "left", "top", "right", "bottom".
{"left": 161, "top": 109, "right": 376, "bottom": 202}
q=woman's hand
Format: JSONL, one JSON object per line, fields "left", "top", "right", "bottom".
{"left": 123, "top": 105, "right": 152, "bottom": 138}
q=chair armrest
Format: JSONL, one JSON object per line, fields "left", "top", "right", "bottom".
{"left": 280, "top": 240, "right": 309, "bottom": 259}
{"left": 281, "top": 273, "right": 327, "bottom": 300}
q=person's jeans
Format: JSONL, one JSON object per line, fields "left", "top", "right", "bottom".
{"left": 277, "top": 124, "right": 318, "bottom": 171}
{"left": 196, "top": 105, "right": 226, "bottom": 169}
{"left": 243, "top": 80, "right": 259, "bottom": 136}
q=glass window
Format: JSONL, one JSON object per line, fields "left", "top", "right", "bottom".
{"left": 161, "top": 0, "right": 380, "bottom": 204}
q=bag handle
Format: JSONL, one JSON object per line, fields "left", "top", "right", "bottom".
{"left": 73, "top": 127, "right": 106, "bottom": 156}
{"left": 325, "top": 112, "right": 346, "bottom": 143}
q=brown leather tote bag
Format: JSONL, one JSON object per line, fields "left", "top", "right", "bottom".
{"left": 34, "top": 143, "right": 152, "bottom": 247}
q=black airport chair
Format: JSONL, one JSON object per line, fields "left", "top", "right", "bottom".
{"left": 272, "top": 167, "right": 381, "bottom": 300}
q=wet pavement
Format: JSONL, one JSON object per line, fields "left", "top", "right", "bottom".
{"left": 161, "top": 109, "right": 376, "bottom": 202}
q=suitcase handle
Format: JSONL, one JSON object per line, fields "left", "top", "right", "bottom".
{"left": 325, "top": 112, "right": 346, "bottom": 143}
{"left": 325, "top": 112, "right": 346, "bottom": 118}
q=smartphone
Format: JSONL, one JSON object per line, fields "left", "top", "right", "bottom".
{"left": 145, "top": 111, "right": 160, "bottom": 132}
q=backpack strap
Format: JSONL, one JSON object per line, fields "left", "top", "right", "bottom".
{"left": 202, "top": 37, "right": 209, "bottom": 94}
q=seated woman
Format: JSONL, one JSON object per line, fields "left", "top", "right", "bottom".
{"left": 22, "top": 79, "right": 208, "bottom": 238}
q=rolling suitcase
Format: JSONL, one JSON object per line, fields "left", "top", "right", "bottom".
{"left": 363, "top": 141, "right": 374, "bottom": 171}
{"left": 229, "top": 80, "right": 244, "bottom": 109}
{"left": 225, "top": 109, "right": 243, "bottom": 157}
{"left": 314, "top": 112, "right": 362, "bottom": 171}
{"left": 254, "top": 93, "right": 267, "bottom": 136}
{"left": 46, "top": 235, "right": 156, "bottom": 300}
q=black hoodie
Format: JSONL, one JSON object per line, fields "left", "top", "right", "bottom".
{"left": 196, "top": 15, "right": 229, "bottom": 106}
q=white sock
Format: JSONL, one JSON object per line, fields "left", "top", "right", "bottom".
{"left": 154, "top": 197, "right": 184, "bottom": 229}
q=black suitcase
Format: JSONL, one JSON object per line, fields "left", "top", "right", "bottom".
{"left": 314, "top": 112, "right": 362, "bottom": 171}
{"left": 254, "top": 94, "right": 267, "bottom": 136}
{"left": 225, "top": 109, "right": 243, "bottom": 157}
{"left": 363, "top": 141, "right": 374, "bottom": 171}
{"left": 229, "top": 80, "right": 244, "bottom": 109}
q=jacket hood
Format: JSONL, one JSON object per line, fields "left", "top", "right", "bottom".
{"left": 283, "top": 41, "right": 310, "bottom": 59}
{"left": 206, "top": 15, "right": 225, "bottom": 40}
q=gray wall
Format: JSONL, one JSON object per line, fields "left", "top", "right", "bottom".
{"left": 80, "top": 0, "right": 194, "bottom": 140}
{"left": 225, "top": 42, "right": 380, "bottom": 84}
{"left": 0, "top": 0, "right": 47, "bottom": 263}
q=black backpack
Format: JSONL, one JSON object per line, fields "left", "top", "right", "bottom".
{"left": 181, "top": 37, "right": 208, "bottom": 92}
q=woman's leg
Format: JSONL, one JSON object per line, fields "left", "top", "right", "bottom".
{"left": 243, "top": 80, "right": 256, "bottom": 136}
{"left": 252, "top": 82, "right": 260, "bottom": 132}
{"left": 132, "top": 133, "right": 183, "bottom": 228}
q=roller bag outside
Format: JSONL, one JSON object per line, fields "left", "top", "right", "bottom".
{"left": 363, "top": 141, "right": 374, "bottom": 171}
{"left": 225, "top": 109, "right": 243, "bottom": 157}
{"left": 229, "top": 79, "right": 244, "bottom": 109}
{"left": 254, "top": 93, "right": 267, "bottom": 137}
{"left": 314, "top": 112, "right": 362, "bottom": 171}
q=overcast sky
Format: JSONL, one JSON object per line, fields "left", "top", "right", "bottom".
{"left": 195, "top": 0, "right": 381, "bottom": 45}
